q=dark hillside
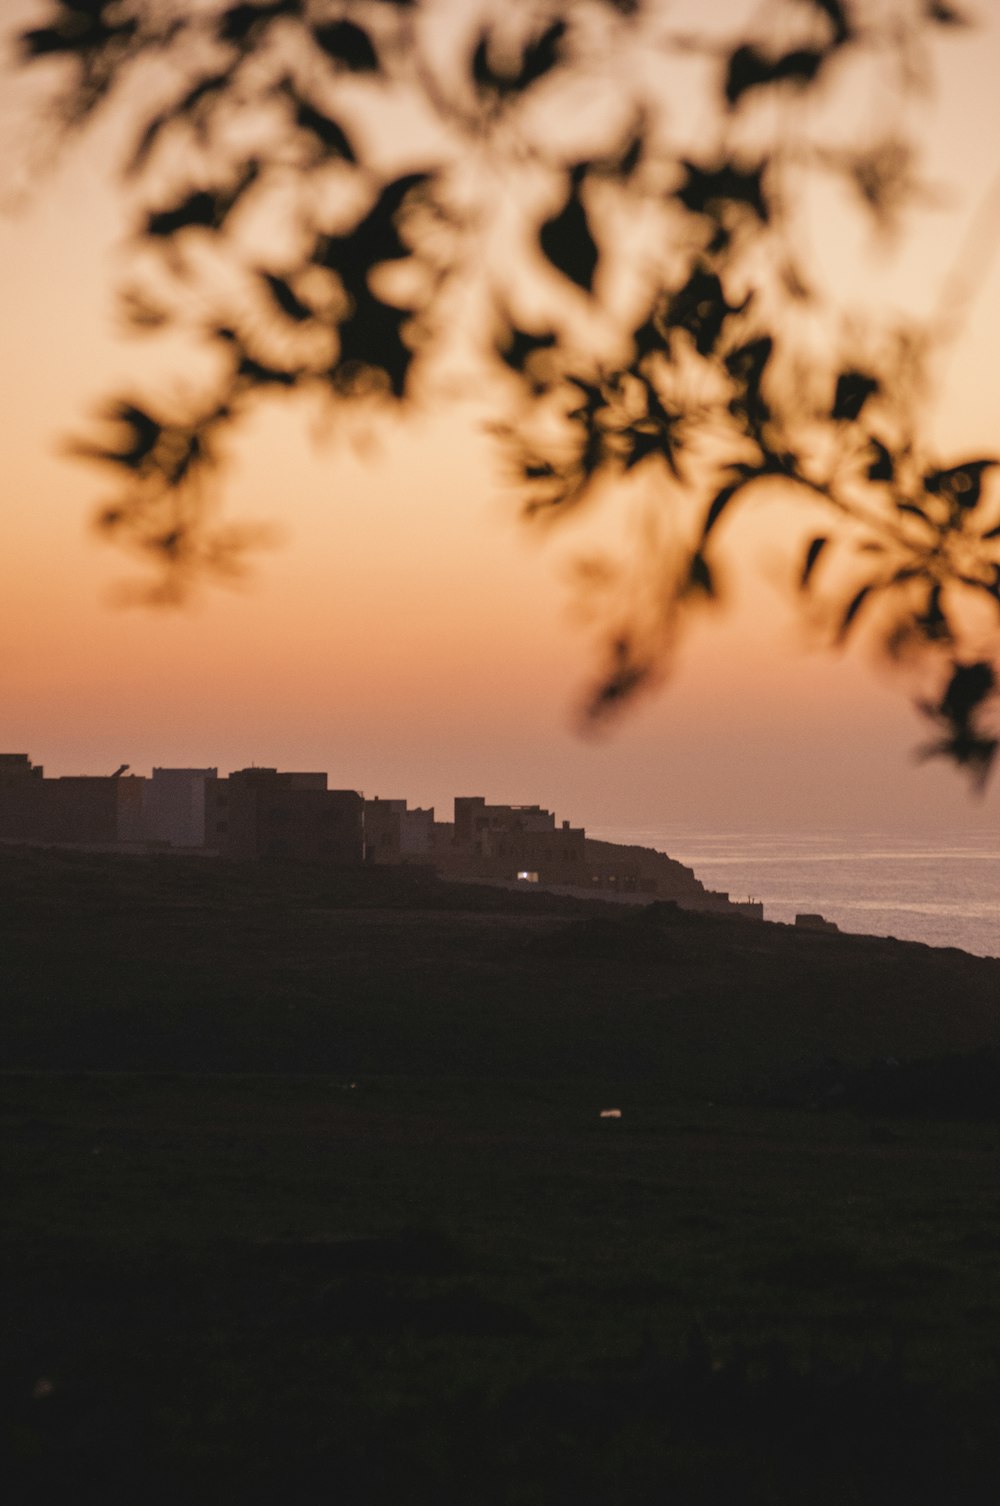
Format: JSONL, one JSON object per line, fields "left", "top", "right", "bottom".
{"left": 6, "top": 846, "right": 1000, "bottom": 1503}
{"left": 1, "top": 846, "right": 999, "bottom": 1095}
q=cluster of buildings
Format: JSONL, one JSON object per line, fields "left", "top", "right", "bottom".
{"left": 0, "top": 754, "right": 762, "bottom": 917}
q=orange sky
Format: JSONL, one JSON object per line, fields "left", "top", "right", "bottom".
{"left": 2, "top": 1, "right": 1000, "bottom": 834}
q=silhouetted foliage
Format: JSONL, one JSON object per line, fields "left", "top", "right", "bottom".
{"left": 12, "top": 0, "right": 1000, "bottom": 775}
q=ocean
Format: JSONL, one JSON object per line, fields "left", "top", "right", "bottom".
{"left": 588, "top": 828, "right": 1000, "bottom": 959}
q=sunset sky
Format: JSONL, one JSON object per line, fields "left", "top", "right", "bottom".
{"left": 2, "top": 0, "right": 1000, "bottom": 835}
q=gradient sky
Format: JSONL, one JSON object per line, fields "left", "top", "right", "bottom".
{"left": 2, "top": 1, "right": 1000, "bottom": 835}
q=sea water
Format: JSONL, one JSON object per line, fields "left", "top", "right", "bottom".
{"left": 588, "top": 828, "right": 1000, "bottom": 958}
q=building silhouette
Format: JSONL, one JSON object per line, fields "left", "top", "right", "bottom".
{"left": 144, "top": 767, "right": 218, "bottom": 849}
{"left": 205, "top": 769, "right": 364, "bottom": 863}
{"left": 0, "top": 753, "right": 762, "bottom": 917}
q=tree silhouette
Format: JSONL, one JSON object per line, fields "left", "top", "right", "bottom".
{"left": 14, "top": 0, "right": 1000, "bottom": 779}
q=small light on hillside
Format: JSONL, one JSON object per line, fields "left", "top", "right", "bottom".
{"left": 599, "top": 1109, "right": 622, "bottom": 1119}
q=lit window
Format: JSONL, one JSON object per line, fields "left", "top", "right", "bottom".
{"left": 516, "top": 871, "right": 539, "bottom": 883}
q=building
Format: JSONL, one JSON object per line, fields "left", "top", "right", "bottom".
{"left": 0, "top": 755, "right": 45, "bottom": 843}
{"left": 443, "top": 797, "right": 588, "bottom": 885}
{"left": 0, "top": 755, "right": 760, "bottom": 917}
{"left": 364, "top": 798, "right": 436, "bottom": 864}
{"left": 795, "top": 912, "right": 839, "bottom": 934}
{"left": 143, "top": 767, "right": 218, "bottom": 849}
{"left": 205, "top": 768, "right": 364, "bottom": 863}
{"left": 0, "top": 756, "right": 148, "bottom": 848}
{"left": 440, "top": 798, "right": 762, "bottom": 917}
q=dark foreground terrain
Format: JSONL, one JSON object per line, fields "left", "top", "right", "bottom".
{"left": 4, "top": 847, "right": 1000, "bottom": 1504}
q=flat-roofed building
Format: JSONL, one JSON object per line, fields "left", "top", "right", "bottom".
{"left": 206, "top": 768, "right": 363, "bottom": 863}
{"left": 445, "top": 797, "right": 587, "bottom": 885}
{"left": 0, "top": 756, "right": 152, "bottom": 848}
{"left": 0, "top": 755, "right": 45, "bottom": 843}
{"left": 364, "top": 798, "right": 436, "bottom": 864}
{"left": 144, "top": 767, "right": 218, "bottom": 848}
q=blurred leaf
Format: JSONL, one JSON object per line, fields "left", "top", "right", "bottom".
{"left": 923, "top": 461, "right": 996, "bottom": 511}
{"left": 801, "top": 0, "right": 853, "bottom": 45}
{"left": 800, "top": 536, "right": 828, "bottom": 587}
{"left": 260, "top": 272, "right": 313, "bottom": 323}
{"left": 926, "top": 2, "right": 969, "bottom": 24}
{"left": 632, "top": 308, "right": 666, "bottom": 360}
{"left": 942, "top": 660, "right": 994, "bottom": 716}
{"left": 517, "top": 20, "right": 566, "bottom": 90}
{"left": 614, "top": 124, "right": 644, "bottom": 179}
{"left": 896, "top": 501, "right": 932, "bottom": 524}
{"left": 471, "top": 32, "right": 495, "bottom": 92}
{"left": 317, "top": 174, "right": 430, "bottom": 291}
{"left": 702, "top": 475, "right": 749, "bottom": 537}
{"left": 540, "top": 185, "right": 598, "bottom": 292}
{"left": 915, "top": 582, "right": 951, "bottom": 642}
{"left": 588, "top": 639, "right": 650, "bottom": 719}
{"left": 772, "top": 48, "right": 826, "bottom": 86}
{"left": 675, "top": 159, "right": 770, "bottom": 224}
{"left": 831, "top": 371, "right": 879, "bottom": 422}
{"left": 146, "top": 190, "right": 216, "bottom": 237}
{"left": 472, "top": 20, "right": 566, "bottom": 97}
{"left": 144, "top": 162, "right": 259, "bottom": 239}
{"left": 867, "top": 437, "right": 895, "bottom": 483}
{"left": 663, "top": 267, "right": 745, "bottom": 357}
{"left": 638, "top": 382, "right": 686, "bottom": 477}
{"left": 621, "top": 425, "right": 668, "bottom": 472}
{"left": 724, "top": 46, "right": 772, "bottom": 106}
{"left": 688, "top": 552, "right": 714, "bottom": 596}
{"left": 496, "top": 323, "right": 557, "bottom": 382}
{"left": 725, "top": 46, "right": 826, "bottom": 107}
{"left": 129, "top": 73, "right": 232, "bottom": 175}
{"left": 237, "top": 354, "right": 299, "bottom": 387}
{"left": 22, "top": 3, "right": 132, "bottom": 59}
{"left": 725, "top": 336, "right": 772, "bottom": 387}
{"left": 725, "top": 336, "right": 773, "bottom": 429}
{"left": 21, "top": 26, "right": 81, "bottom": 58}
{"left": 565, "top": 377, "right": 605, "bottom": 421}
{"left": 314, "top": 20, "right": 379, "bottom": 73}
{"left": 337, "top": 288, "right": 412, "bottom": 397}
{"left": 219, "top": 2, "right": 298, "bottom": 47}
{"left": 918, "top": 660, "right": 997, "bottom": 787}
{"left": 76, "top": 402, "right": 162, "bottom": 470}
{"left": 837, "top": 584, "right": 873, "bottom": 642}
{"left": 290, "top": 98, "right": 356, "bottom": 162}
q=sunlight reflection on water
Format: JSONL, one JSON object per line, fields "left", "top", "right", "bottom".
{"left": 589, "top": 829, "right": 1000, "bottom": 957}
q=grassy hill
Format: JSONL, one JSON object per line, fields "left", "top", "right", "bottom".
{"left": 4, "top": 845, "right": 1000, "bottom": 1504}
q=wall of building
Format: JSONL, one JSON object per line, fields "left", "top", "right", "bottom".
{"left": 365, "top": 799, "right": 437, "bottom": 863}
{"left": 144, "top": 768, "right": 218, "bottom": 848}
{"left": 206, "top": 770, "right": 364, "bottom": 863}
{"left": 0, "top": 755, "right": 45, "bottom": 843}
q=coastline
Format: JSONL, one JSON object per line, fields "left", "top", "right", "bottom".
{"left": 589, "top": 826, "right": 1000, "bottom": 958}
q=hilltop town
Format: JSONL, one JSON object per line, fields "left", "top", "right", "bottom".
{"left": 0, "top": 753, "right": 761, "bottom": 919}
